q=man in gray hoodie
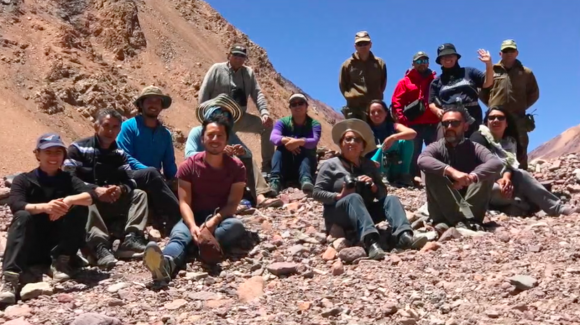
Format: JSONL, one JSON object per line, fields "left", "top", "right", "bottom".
{"left": 199, "top": 44, "right": 274, "bottom": 173}
{"left": 418, "top": 107, "right": 502, "bottom": 230}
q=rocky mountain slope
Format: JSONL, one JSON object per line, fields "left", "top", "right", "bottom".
{"left": 1, "top": 154, "right": 580, "bottom": 324}
{"left": 529, "top": 124, "right": 580, "bottom": 160}
{"left": 0, "top": 0, "right": 342, "bottom": 175}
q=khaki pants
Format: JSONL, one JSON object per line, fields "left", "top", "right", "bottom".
{"left": 341, "top": 106, "right": 367, "bottom": 121}
{"left": 233, "top": 112, "right": 274, "bottom": 172}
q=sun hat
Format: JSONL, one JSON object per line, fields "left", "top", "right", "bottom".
{"left": 331, "top": 118, "right": 376, "bottom": 156}
{"left": 133, "top": 86, "right": 172, "bottom": 109}
{"left": 196, "top": 93, "right": 243, "bottom": 124}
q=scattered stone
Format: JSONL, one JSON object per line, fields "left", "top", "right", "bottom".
{"left": 421, "top": 242, "right": 441, "bottom": 252}
{"left": 438, "top": 227, "right": 462, "bottom": 242}
{"left": 106, "top": 282, "right": 129, "bottom": 293}
{"left": 20, "top": 282, "right": 53, "bottom": 300}
{"left": 509, "top": 275, "right": 538, "bottom": 290}
{"left": 5, "top": 318, "right": 33, "bottom": 325}
{"left": 164, "top": 299, "right": 188, "bottom": 310}
{"left": 4, "top": 305, "right": 32, "bottom": 319}
{"left": 331, "top": 260, "right": 344, "bottom": 276}
{"left": 148, "top": 228, "right": 162, "bottom": 242}
{"left": 237, "top": 276, "right": 264, "bottom": 303}
{"left": 267, "top": 262, "right": 299, "bottom": 276}
{"left": 337, "top": 246, "right": 366, "bottom": 264}
{"left": 331, "top": 237, "right": 349, "bottom": 252}
{"left": 322, "top": 246, "right": 337, "bottom": 260}
{"left": 71, "top": 313, "right": 121, "bottom": 325}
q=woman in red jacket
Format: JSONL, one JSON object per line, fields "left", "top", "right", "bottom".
{"left": 391, "top": 52, "right": 438, "bottom": 184}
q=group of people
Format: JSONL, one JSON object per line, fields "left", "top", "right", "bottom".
{"left": 0, "top": 32, "right": 572, "bottom": 305}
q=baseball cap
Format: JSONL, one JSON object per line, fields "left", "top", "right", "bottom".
{"left": 413, "top": 51, "right": 429, "bottom": 61}
{"left": 354, "top": 31, "right": 371, "bottom": 44}
{"left": 230, "top": 44, "right": 248, "bottom": 56}
{"left": 500, "top": 39, "right": 517, "bottom": 51}
{"left": 36, "top": 133, "right": 66, "bottom": 150}
{"left": 289, "top": 93, "right": 308, "bottom": 103}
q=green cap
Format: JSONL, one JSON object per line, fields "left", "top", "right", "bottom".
{"left": 413, "top": 51, "right": 429, "bottom": 61}
{"left": 500, "top": 39, "right": 518, "bottom": 51}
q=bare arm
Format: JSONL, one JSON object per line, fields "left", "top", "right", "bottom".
{"left": 177, "top": 179, "right": 198, "bottom": 230}
{"left": 214, "top": 182, "right": 245, "bottom": 222}
{"left": 63, "top": 192, "right": 93, "bottom": 207}
{"left": 392, "top": 123, "right": 417, "bottom": 141}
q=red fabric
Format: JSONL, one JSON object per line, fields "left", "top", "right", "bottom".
{"left": 391, "top": 69, "right": 438, "bottom": 126}
{"left": 176, "top": 152, "right": 246, "bottom": 211}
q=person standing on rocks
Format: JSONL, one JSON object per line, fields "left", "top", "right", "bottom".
{"left": 339, "top": 31, "right": 387, "bottom": 121}
{"left": 0, "top": 134, "right": 99, "bottom": 304}
{"left": 186, "top": 94, "right": 282, "bottom": 209}
{"left": 313, "top": 119, "right": 427, "bottom": 261}
{"left": 428, "top": 43, "right": 494, "bottom": 138}
{"left": 64, "top": 109, "right": 150, "bottom": 270}
{"left": 365, "top": 99, "right": 417, "bottom": 187}
{"left": 117, "top": 86, "right": 182, "bottom": 231}
{"left": 269, "top": 93, "right": 321, "bottom": 195}
{"left": 418, "top": 108, "right": 503, "bottom": 231}
{"left": 198, "top": 44, "right": 274, "bottom": 175}
{"left": 470, "top": 107, "right": 579, "bottom": 216}
{"left": 143, "top": 116, "right": 248, "bottom": 283}
{"left": 391, "top": 51, "right": 438, "bottom": 184}
{"left": 479, "top": 40, "right": 540, "bottom": 170}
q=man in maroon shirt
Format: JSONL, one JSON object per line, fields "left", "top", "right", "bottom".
{"left": 142, "top": 115, "right": 247, "bottom": 282}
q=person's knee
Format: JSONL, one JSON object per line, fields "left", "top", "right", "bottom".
{"left": 383, "top": 195, "right": 402, "bottom": 207}
{"left": 169, "top": 222, "right": 192, "bottom": 245}
{"left": 11, "top": 210, "right": 33, "bottom": 227}
{"left": 342, "top": 193, "right": 365, "bottom": 204}
{"left": 217, "top": 218, "right": 246, "bottom": 245}
{"left": 132, "top": 189, "right": 148, "bottom": 202}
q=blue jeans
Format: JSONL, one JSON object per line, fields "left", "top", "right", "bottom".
{"left": 270, "top": 146, "right": 316, "bottom": 183}
{"left": 409, "top": 124, "right": 438, "bottom": 177}
{"left": 162, "top": 211, "right": 246, "bottom": 267}
{"left": 322, "top": 194, "right": 412, "bottom": 242}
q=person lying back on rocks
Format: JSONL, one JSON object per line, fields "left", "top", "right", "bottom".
{"left": 0, "top": 134, "right": 99, "bottom": 305}
{"left": 470, "top": 106, "right": 580, "bottom": 216}
{"left": 64, "top": 109, "right": 149, "bottom": 270}
{"left": 418, "top": 107, "right": 503, "bottom": 231}
{"left": 143, "top": 116, "right": 248, "bottom": 283}
{"left": 116, "top": 86, "right": 182, "bottom": 230}
{"left": 269, "top": 93, "right": 321, "bottom": 195}
{"left": 313, "top": 119, "right": 427, "bottom": 261}
{"left": 365, "top": 99, "right": 417, "bottom": 187}
{"left": 188, "top": 94, "right": 282, "bottom": 209}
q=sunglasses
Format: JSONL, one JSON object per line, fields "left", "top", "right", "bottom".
{"left": 414, "top": 58, "right": 429, "bottom": 65}
{"left": 501, "top": 49, "right": 516, "bottom": 54}
{"left": 356, "top": 41, "right": 370, "bottom": 47}
{"left": 343, "top": 136, "right": 363, "bottom": 144}
{"left": 488, "top": 115, "right": 506, "bottom": 121}
{"left": 441, "top": 120, "right": 462, "bottom": 128}
{"left": 232, "top": 53, "right": 247, "bottom": 58}
{"left": 289, "top": 101, "right": 306, "bottom": 108}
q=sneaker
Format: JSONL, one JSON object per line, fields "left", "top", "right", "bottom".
{"left": 300, "top": 178, "right": 314, "bottom": 195}
{"left": 50, "top": 255, "right": 74, "bottom": 282}
{"left": 116, "top": 233, "right": 147, "bottom": 259}
{"left": 367, "top": 243, "right": 386, "bottom": 260}
{"left": 143, "top": 242, "right": 173, "bottom": 283}
{"left": 269, "top": 178, "right": 282, "bottom": 196}
{"left": 95, "top": 244, "right": 118, "bottom": 270}
{"left": 0, "top": 271, "right": 19, "bottom": 305}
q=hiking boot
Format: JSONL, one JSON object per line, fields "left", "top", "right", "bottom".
{"left": 0, "top": 271, "right": 19, "bottom": 305}
{"left": 300, "top": 177, "right": 314, "bottom": 195}
{"left": 396, "top": 174, "right": 414, "bottom": 187}
{"left": 397, "top": 231, "right": 428, "bottom": 250}
{"left": 367, "top": 243, "right": 386, "bottom": 260}
{"left": 95, "top": 244, "right": 118, "bottom": 270}
{"left": 269, "top": 178, "right": 282, "bottom": 196}
{"left": 50, "top": 255, "right": 74, "bottom": 282}
{"left": 116, "top": 233, "right": 147, "bottom": 259}
{"left": 143, "top": 242, "right": 174, "bottom": 283}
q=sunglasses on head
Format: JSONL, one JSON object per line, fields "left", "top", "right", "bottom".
{"left": 289, "top": 101, "right": 306, "bottom": 108}
{"left": 356, "top": 41, "right": 370, "bottom": 47}
{"left": 441, "top": 120, "right": 462, "bottom": 128}
{"left": 343, "top": 136, "right": 363, "bottom": 144}
{"left": 414, "top": 58, "right": 429, "bottom": 65}
{"left": 488, "top": 115, "right": 506, "bottom": 121}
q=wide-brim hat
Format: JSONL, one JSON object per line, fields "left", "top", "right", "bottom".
{"left": 133, "top": 86, "right": 172, "bottom": 109}
{"left": 196, "top": 93, "right": 243, "bottom": 124}
{"left": 436, "top": 43, "right": 461, "bottom": 65}
{"left": 331, "top": 118, "right": 376, "bottom": 156}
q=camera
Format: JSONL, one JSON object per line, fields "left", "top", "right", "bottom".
{"left": 344, "top": 175, "right": 357, "bottom": 190}
{"left": 343, "top": 175, "right": 372, "bottom": 193}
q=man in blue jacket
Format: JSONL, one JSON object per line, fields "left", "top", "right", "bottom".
{"left": 117, "top": 86, "right": 181, "bottom": 229}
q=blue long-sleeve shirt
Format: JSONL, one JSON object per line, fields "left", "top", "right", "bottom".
{"left": 116, "top": 115, "right": 177, "bottom": 179}
{"left": 184, "top": 126, "right": 252, "bottom": 159}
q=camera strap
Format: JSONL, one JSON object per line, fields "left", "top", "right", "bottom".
{"left": 338, "top": 156, "right": 364, "bottom": 177}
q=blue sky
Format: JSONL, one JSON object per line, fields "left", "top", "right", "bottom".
{"left": 205, "top": 0, "right": 579, "bottom": 151}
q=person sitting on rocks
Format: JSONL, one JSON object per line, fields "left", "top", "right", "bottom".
{"left": 116, "top": 86, "right": 182, "bottom": 230}
{"left": 365, "top": 100, "right": 417, "bottom": 187}
{"left": 313, "top": 119, "right": 427, "bottom": 260}
{"left": 269, "top": 93, "right": 321, "bottom": 195}
{"left": 188, "top": 94, "right": 282, "bottom": 209}
{"left": 0, "top": 134, "right": 99, "bottom": 304}
{"left": 143, "top": 116, "right": 248, "bottom": 282}
{"left": 418, "top": 107, "right": 503, "bottom": 231}
{"left": 64, "top": 109, "right": 149, "bottom": 270}
{"left": 470, "top": 106, "right": 580, "bottom": 216}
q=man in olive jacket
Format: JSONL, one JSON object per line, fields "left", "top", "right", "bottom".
{"left": 339, "top": 31, "right": 387, "bottom": 121}
{"left": 479, "top": 39, "right": 540, "bottom": 170}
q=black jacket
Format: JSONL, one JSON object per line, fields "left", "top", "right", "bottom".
{"left": 9, "top": 169, "right": 98, "bottom": 214}
{"left": 63, "top": 135, "right": 136, "bottom": 193}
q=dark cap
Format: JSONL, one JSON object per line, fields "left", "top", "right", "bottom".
{"left": 230, "top": 44, "right": 247, "bottom": 56}
{"left": 436, "top": 43, "right": 461, "bottom": 64}
{"left": 413, "top": 51, "right": 429, "bottom": 61}
{"left": 354, "top": 31, "right": 371, "bottom": 43}
{"left": 36, "top": 133, "right": 66, "bottom": 150}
